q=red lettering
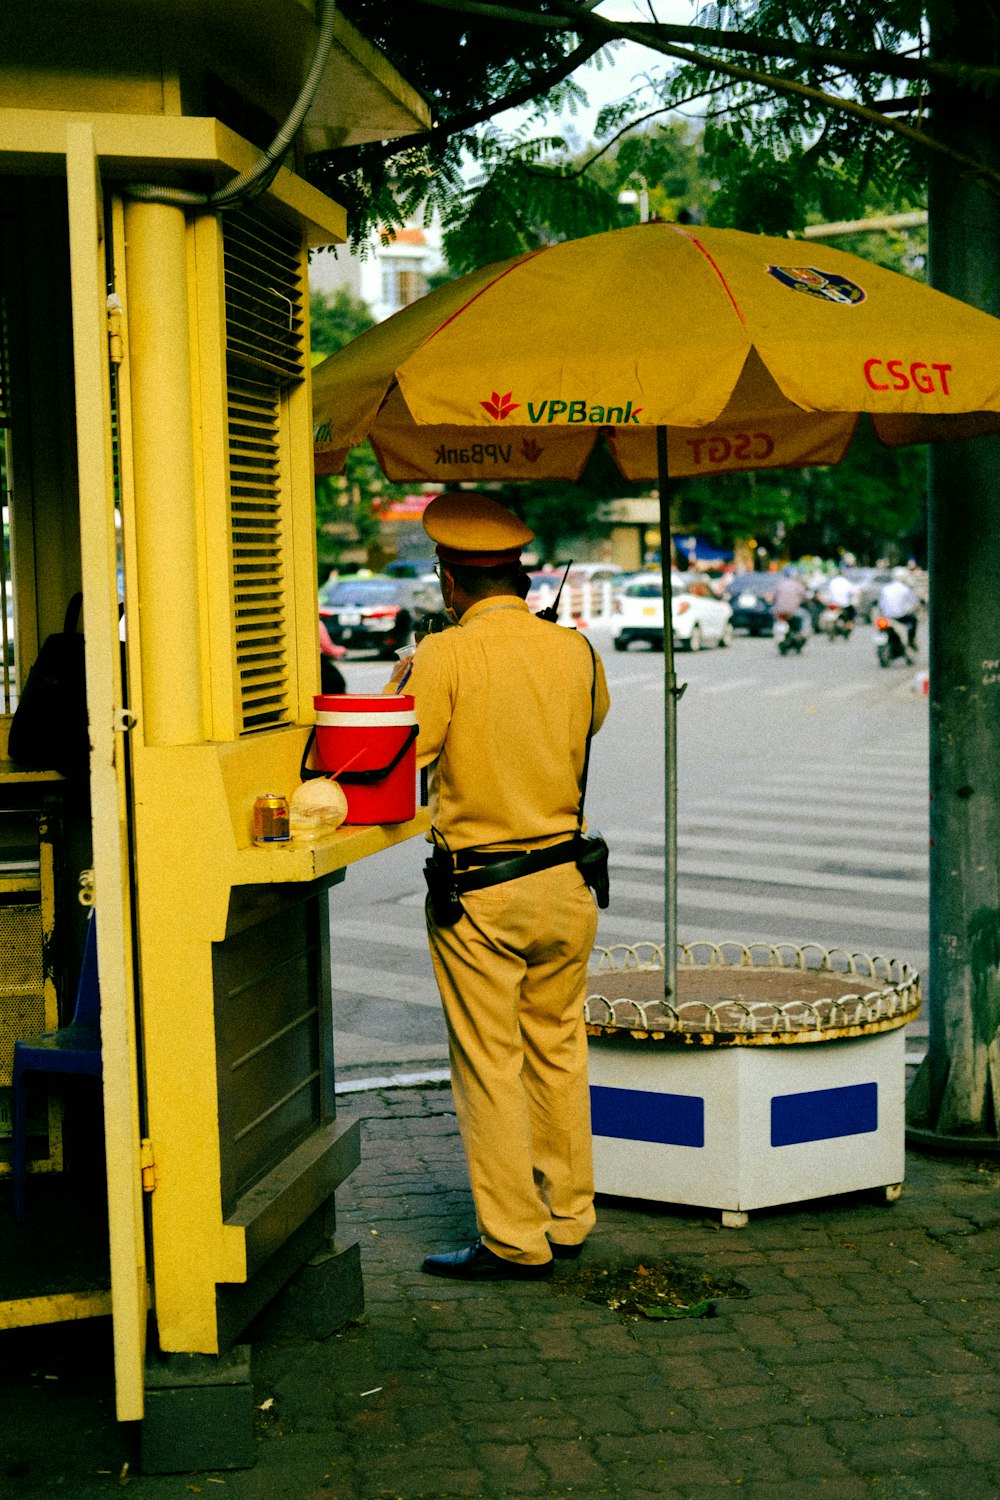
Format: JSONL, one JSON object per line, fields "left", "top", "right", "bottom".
{"left": 688, "top": 430, "right": 776, "bottom": 466}
{"left": 887, "top": 359, "right": 909, "bottom": 390}
{"left": 865, "top": 357, "right": 953, "bottom": 396}
{"left": 864, "top": 358, "right": 889, "bottom": 391}
{"left": 932, "top": 362, "right": 953, "bottom": 395}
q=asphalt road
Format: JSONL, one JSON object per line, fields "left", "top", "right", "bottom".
{"left": 328, "top": 616, "right": 929, "bottom": 1085}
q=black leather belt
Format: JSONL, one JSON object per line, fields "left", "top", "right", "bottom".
{"left": 455, "top": 847, "right": 526, "bottom": 870}
{"left": 452, "top": 838, "right": 579, "bottom": 894}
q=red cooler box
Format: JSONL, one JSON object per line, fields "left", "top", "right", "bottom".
{"left": 312, "top": 694, "right": 418, "bottom": 824}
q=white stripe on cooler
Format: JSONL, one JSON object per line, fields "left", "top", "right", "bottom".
{"left": 316, "top": 711, "right": 417, "bottom": 728}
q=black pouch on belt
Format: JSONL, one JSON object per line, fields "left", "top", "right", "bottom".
{"left": 575, "top": 831, "right": 610, "bottom": 909}
{"left": 423, "top": 846, "right": 465, "bottom": 927}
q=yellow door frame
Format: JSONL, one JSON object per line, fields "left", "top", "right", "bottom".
{"left": 66, "top": 121, "right": 148, "bottom": 1422}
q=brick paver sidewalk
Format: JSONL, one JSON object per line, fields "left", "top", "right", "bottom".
{"left": 5, "top": 1083, "right": 1000, "bottom": 1498}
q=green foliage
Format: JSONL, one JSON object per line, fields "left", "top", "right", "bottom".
{"left": 442, "top": 130, "right": 622, "bottom": 274}
{"left": 441, "top": 111, "right": 713, "bottom": 272}
{"left": 308, "top": 288, "right": 374, "bottom": 355}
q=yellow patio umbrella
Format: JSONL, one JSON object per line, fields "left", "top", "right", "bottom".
{"left": 314, "top": 221, "right": 1000, "bottom": 483}
{"left": 312, "top": 221, "right": 1000, "bottom": 999}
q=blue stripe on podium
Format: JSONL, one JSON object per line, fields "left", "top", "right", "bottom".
{"left": 771, "top": 1081, "right": 878, "bottom": 1147}
{"left": 590, "top": 1084, "right": 705, "bottom": 1148}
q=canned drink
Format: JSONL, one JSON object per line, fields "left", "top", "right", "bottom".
{"left": 253, "top": 793, "right": 290, "bottom": 845}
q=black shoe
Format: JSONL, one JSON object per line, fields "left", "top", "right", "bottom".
{"left": 421, "top": 1239, "right": 553, "bottom": 1281}
{"left": 548, "top": 1241, "right": 585, "bottom": 1260}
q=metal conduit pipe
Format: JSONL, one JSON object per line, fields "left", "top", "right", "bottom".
{"left": 123, "top": 0, "right": 338, "bottom": 209}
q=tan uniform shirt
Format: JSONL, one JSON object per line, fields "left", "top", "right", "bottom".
{"left": 408, "top": 597, "right": 610, "bottom": 851}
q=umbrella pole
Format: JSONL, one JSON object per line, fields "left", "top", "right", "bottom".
{"left": 656, "top": 426, "right": 680, "bottom": 1002}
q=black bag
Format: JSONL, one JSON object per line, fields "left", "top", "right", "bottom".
{"left": 8, "top": 594, "right": 89, "bottom": 781}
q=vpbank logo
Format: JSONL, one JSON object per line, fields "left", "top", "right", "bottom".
{"left": 767, "top": 265, "right": 866, "bottom": 305}
{"left": 481, "top": 389, "right": 644, "bottom": 424}
{"left": 480, "top": 389, "right": 520, "bottom": 420}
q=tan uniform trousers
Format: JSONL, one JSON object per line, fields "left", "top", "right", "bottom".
{"left": 427, "top": 859, "right": 599, "bottom": 1266}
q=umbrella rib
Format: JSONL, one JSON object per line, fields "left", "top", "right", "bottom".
{"left": 669, "top": 224, "right": 748, "bottom": 328}
{"left": 421, "top": 245, "right": 553, "bottom": 345}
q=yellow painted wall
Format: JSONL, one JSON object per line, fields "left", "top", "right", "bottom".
{"left": 0, "top": 0, "right": 431, "bottom": 1400}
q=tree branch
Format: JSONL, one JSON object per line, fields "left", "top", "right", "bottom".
{"left": 601, "top": 20, "right": 1000, "bottom": 88}
{"left": 554, "top": 0, "right": 1000, "bottom": 87}
{"left": 412, "top": 0, "right": 1000, "bottom": 87}
{"left": 408, "top": 0, "right": 1000, "bottom": 196}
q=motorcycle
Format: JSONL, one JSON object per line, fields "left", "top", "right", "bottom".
{"left": 874, "top": 615, "right": 914, "bottom": 668}
{"left": 774, "top": 612, "right": 806, "bottom": 655}
{"left": 818, "top": 604, "right": 854, "bottom": 641}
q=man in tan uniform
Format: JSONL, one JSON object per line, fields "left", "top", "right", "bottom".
{"left": 400, "top": 493, "right": 610, "bottom": 1281}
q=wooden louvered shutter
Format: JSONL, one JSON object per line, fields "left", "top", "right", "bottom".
{"left": 222, "top": 208, "right": 305, "bottom": 733}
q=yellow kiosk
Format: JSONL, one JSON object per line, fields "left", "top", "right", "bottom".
{"left": 0, "top": 0, "right": 430, "bottom": 1469}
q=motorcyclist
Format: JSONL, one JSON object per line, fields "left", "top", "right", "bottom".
{"left": 823, "top": 571, "right": 859, "bottom": 627}
{"left": 771, "top": 567, "right": 807, "bottom": 634}
{"left": 877, "top": 569, "right": 920, "bottom": 654}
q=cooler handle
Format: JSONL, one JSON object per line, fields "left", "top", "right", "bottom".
{"left": 300, "top": 724, "right": 419, "bottom": 785}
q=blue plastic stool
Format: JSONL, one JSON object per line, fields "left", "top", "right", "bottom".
{"left": 11, "top": 912, "right": 102, "bottom": 1220}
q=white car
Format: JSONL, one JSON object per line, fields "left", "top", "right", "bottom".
{"left": 611, "top": 572, "right": 733, "bottom": 652}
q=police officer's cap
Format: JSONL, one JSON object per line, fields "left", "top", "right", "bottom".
{"left": 423, "top": 492, "right": 534, "bottom": 566}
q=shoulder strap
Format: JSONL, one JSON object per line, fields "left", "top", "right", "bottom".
{"left": 576, "top": 634, "right": 598, "bottom": 834}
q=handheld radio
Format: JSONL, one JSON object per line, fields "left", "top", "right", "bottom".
{"left": 535, "top": 561, "right": 573, "bottom": 623}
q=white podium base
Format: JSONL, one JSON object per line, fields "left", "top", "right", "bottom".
{"left": 588, "top": 1028, "right": 905, "bottom": 1225}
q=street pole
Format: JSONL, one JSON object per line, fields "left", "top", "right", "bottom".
{"left": 657, "top": 426, "right": 681, "bottom": 1002}
{"left": 906, "top": 7, "right": 1000, "bottom": 1147}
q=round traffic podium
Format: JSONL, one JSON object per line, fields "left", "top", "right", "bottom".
{"left": 585, "top": 942, "right": 921, "bottom": 1226}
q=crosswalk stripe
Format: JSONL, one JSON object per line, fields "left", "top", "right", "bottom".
{"left": 683, "top": 798, "right": 929, "bottom": 834}
{"left": 824, "top": 681, "right": 886, "bottom": 700}
{"left": 604, "top": 674, "right": 660, "bottom": 688}
{"left": 674, "top": 832, "right": 928, "bottom": 868}
{"left": 609, "top": 877, "right": 929, "bottom": 932}
{"left": 717, "top": 785, "right": 921, "bottom": 813}
{"left": 604, "top": 810, "right": 927, "bottom": 843}
{"left": 679, "top": 814, "right": 927, "bottom": 845}
{"left": 692, "top": 677, "right": 762, "bottom": 695}
{"left": 763, "top": 679, "right": 816, "bottom": 697}
{"left": 329, "top": 919, "right": 428, "bottom": 951}
{"left": 855, "top": 750, "right": 927, "bottom": 762}
{"left": 330, "top": 961, "right": 441, "bottom": 1007}
{"left": 700, "top": 860, "right": 925, "bottom": 895}
{"left": 630, "top": 855, "right": 926, "bottom": 896}
{"left": 766, "top": 768, "right": 926, "bottom": 788}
